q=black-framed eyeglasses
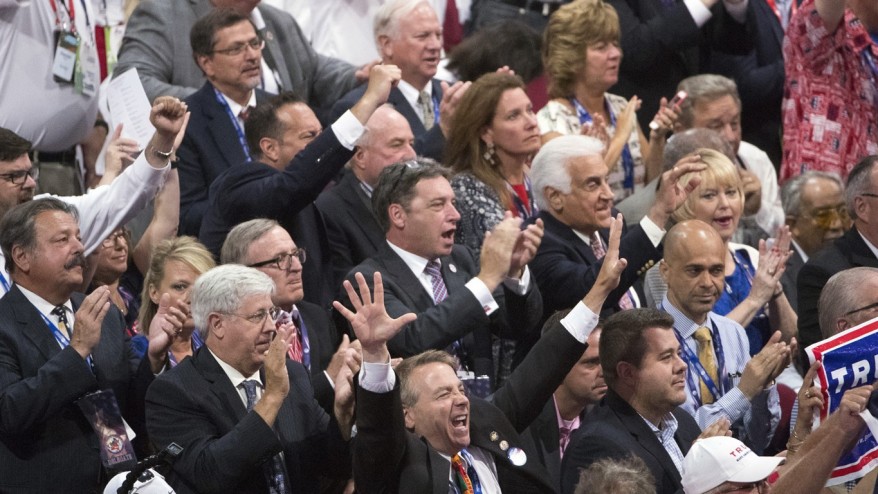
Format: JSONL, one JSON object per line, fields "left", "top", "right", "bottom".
{"left": 222, "top": 306, "right": 280, "bottom": 325}
{"left": 211, "top": 38, "right": 264, "bottom": 57}
{"left": 101, "top": 229, "right": 128, "bottom": 248}
{"left": 247, "top": 248, "right": 306, "bottom": 271}
{"left": 844, "top": 301, "right": 878, "bottom": 318}
{"left": 0, "top": 167, "right": 39, "bottom": 186}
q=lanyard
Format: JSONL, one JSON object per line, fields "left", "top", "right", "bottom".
{"left": 431, "top": 93, "right": 440, "bottom": 125}
{"left": 571, "top": 97, "right": 635, "bottom": 191}
{"left": 504, "top": 176, "right": 538, "bottom": 219}
{"left": 663, "top": 304, "right": 727, "bottom": 407}
{"left": 0, "top": 271, "right": 10, "bottom": 294}
{"left": 213, "top": 87, "right": 252, "bottom": 160}
{"left": 49, "top": 0, "right": 75, "bottom": 32}
{"left": 40, "top": 312, "right": 95, "bottom": 373}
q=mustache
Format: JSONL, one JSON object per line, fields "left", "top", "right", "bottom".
{"left": 64, "top": 253, "right": 86, "bottom": 269}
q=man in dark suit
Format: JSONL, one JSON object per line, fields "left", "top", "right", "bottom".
{"left": 316, "top": 105, "right": 416, "bottom": 287}
{"left": 608, "top": 0, "right": 752, "bottom": 131}
{"left": 560, "top": 309, "right": 704, "bottom": 494}
{"left": 198, "top": 64, "right": 401, "bottom": 308}
{"left": 780, "top": 171, "right": 848, "bottom": 314}
{"left": 146, "top": 264, "right": 351, "bottom": 493}
{"left": 797, "top": 156, "right": 878, "bottom": 351}
{"left": 342, "top": 159, "right": 544, "bottom": 385}
{"left": 523, "top": 325, "right": 605, "bottom": 493}
{"left": 176, "top": 9, "right": 272, "bottom": 235}
{"left": 329, "top": 0, "right": 469, "bottom": 161}
{"left": 335, "top": 212, "right": 627, "bottom": 493}
{"left": 528, "top": 134, "right": 703, "bottom": 319}
{"left": 221, "top": 218, "right": 352, "bottom": 412}
{"left": 114, "top": 0, "right": 358, "bottom": 110}
{"left": 0, "top": 198, "right": 181, "bottom": 492}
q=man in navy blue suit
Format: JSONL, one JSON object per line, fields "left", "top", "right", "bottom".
{"left": 176, "top": 8, "right": 271, "bottom": 236}
{"left": 329, "top": 0, "right": 469, "bottom": 161}
{"left": 199, "top": 64, "right": 402, "bottom": 308}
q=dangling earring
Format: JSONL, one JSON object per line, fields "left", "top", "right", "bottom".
{"left": 483, "top": 142, "right": 496, "bottom": 166}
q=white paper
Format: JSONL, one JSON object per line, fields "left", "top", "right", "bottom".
{"left": 106, "top": 67, "right": 154, "bottom": 149}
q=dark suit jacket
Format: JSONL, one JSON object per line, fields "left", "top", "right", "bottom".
{"left": 0, "top": 286, "right": 154, "bottom": 493}
{"left": 608, "top": 0, "right": 752, "bottom": 130}
{"left": 560, "top": 390, "right": 702, "bottom": 494}
{"left": 297, "top": 300, "right": 341, "bottom": 413}
{"left": 708, "top": 0, "right": 784, "bottom": 163}
{"left": 353, "top": 319, "right": 590, "bottom": 493}
{"left": 529, "top": 211, "right": 661, "bottom": 320}
{"left": 343, "top": 243, "right": 542, "bottom": 382}
{"left": 199, "top": 125, "right": 355, "bottom": 308}
{"left": 329, "top": 80, "right": 446, "bottom": 161}
{"left": 145, "top": 346, "right": 349, "bottom": 494}
{"left": 176, "top": 82, "right": 270, "bottom": 236}
{"left": 114, "top": 0, "right": 357, "bottom": 110}
{"left": 797, "top": 227, "right": 878, "bottom": 351}
{"left": 780, "top": 247, "right": 804, "bottom": 314}
{"left": 522, "top": 399, "right": 589, "bottom": 494}
{"left": 315, "top": 171, "right": 385, "bottom": 291}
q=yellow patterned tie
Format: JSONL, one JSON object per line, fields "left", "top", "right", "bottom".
{"left": 419, "top": 90, "right": 435, "bottom": 130}
{"left": 693, "top": 327, "right": 719, "bottom": 405}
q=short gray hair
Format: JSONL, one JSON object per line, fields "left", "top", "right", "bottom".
{"left": 0, "top": 197, "right": 79, "bottom": 275}
{"left": 781, "top": 171, "right": 844, "bottom": 217}
{"left": 676, "top": 74, "right": 741, "bottom": 128}
{"left": 373, "top": 0, "right": 429, "bottom": 51}
{"left": 192, "top": 265, "right": 276, "bottom": 340}
{"left": 221, "top": 218, "right": 281, "bottom": 265}
{"left": 663, "top": 128, "right": 734, "bottom": 171}
{"left": 844, "top": 155, "right": 878, "bottom": 220}
{"left": 818, "top": 267, "right": 878, "bottom": 339}
{"left": 574, "top": 455, "right": 656, "bottom": 494}
{"left": 530, "top": 134, "right": 605, "bottom": 210}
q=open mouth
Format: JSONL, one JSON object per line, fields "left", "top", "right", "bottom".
{"left": 713, "top": 216, "right": 733, "bottom": 229}
{"left": 441, "top": 228, "right": 455, "bottom": 241}
{"left": 452, "top": 414, "right": 468, "bottom": 432}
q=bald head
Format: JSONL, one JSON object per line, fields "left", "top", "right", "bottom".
{"left": 660, "top": 220, "right": 726, "bottom": 323}
{"left": 352, "top": 105, "right": 416, "bottom": 187}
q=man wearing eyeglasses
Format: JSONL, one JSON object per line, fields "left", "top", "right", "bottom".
{"left": 797, "top": 156, "right": 878, "bottom": 353}
{"left": 221, "top": 219, "right": 354, "bottom": 413}
{"left": 175, "top": 8, "right": 273, "bottom": 236}
{"left": 779, "top": 171, "right": 849, "bottom": 313}
{"left": 146, "top": 264, "right": 353, "bottom": 493}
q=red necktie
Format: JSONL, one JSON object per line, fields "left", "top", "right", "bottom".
{"left": 443, "top": 0, "right": 463, "bottom": 53}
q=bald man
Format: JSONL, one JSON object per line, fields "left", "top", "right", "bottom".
{"left": 659, "top": 220, "right": 789, "bottom": 453}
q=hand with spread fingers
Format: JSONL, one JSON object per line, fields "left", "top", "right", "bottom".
{"left": 584, "top": 213, "right": 627, "bottom": 313}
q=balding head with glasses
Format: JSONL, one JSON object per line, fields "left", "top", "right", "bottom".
{"left": 222, "top": 218, "right": 306, "bottom": 312}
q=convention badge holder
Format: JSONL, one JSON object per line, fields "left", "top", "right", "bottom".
{"left": 459, "top": 371, "right": 492, "bottom": 399}
{"left": 75, "top": 40, "right": 99, "bottom": 97}
{"left": 53, "top": 30, "right": 79, "bottom": 84}
{"left": 77, "top": 389, "right": 137, "bottom": 471}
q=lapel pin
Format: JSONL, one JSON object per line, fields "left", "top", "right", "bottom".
{"left": 490, "top": 431, "right": 499, "bottom": 441}
{"left": 264, "top": 31, "right": 274, "bottom": 41}
{"left": 508, "top": 447, "right": 527, "bottom": 466}
{"left": 499, "top": 440, "right": 509, "bottom": 451}
{"left": 449, "top": 264, "right": 457, "bottom": 273}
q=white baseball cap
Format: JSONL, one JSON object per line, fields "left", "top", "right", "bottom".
{"left": 681, "top": 436, "right": 783, "bottom": 494}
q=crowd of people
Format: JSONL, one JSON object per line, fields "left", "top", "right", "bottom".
{"left": 2, "top": 0, "right": 878, "bottom": 492}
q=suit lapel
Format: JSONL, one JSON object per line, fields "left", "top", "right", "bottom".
{"left": 194, "top": 347, "right": 249, "bottom": 423}
{"left": 848, "top": 227, "right": 878, "bottom": 268}
{"left": 376, "top": 244, "right": 435, "bottom": 310}
{"left": 11, "top": 286, "right": 62, "bottom": 363}
{"left": 387, "top": 87, "right": 427, "bottom": 135}
{"left": 610, "top": 392, "right": 682, "bottom": 488}
{"left": 543, "top": 212, "right": 597, "bottom": 264}
{"left": 257, "top": 7, "right": 293, "bottom": 91}
{"left": 440, "top": 253, "right": 468, "bottom": 296}
{"left": 201, "top": 84, "right": 247, "bottom": 171}
{"left": 342, "top": 174, "right": 384, "bottom": 250}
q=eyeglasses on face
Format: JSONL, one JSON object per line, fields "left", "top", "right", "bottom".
{"left": 101, "top": 229, "right": 128, "bottom": 248}
{"left": 222, "top": 306, "right": 280, "bottom": 325}
{"left": 211, "top": 38, "right": 265, "bottom": 57}
{"left": 802, "top": 204, "right": 849, "bottom": 229}
{"left": 247, "top": 248, "right": 306, "bottom": 271}
{"left": 0, "top": 167, "right": 39, "bottom": 186}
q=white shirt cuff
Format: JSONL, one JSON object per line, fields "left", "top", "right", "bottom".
{"left": 683, "top": 0, "right": 712, "bottom": 26}
{"left": 502, "top": 266, "right": 531, "bottom": 295}
{"left": 639, "top": 215, "right": 666, "bottom": 248}
{"left": 560, "top": 302, "right": 600, "bottom": 344}
{"left": 331, "top": 110, "right": 366, "bottom": 150}
{"left": 359, "top": 360, "right": 395, "bottom": 393}
{"left": 324, "top": 370, "right": 335, "bottom": 390}
{"left": 722, "top": 0, "right": 748, "bottom": 23}
{"left": 465, "top": 277, "right": 499, "bottom": 315}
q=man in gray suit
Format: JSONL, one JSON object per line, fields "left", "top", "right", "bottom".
{"left": 114, "top": 0, "right": 358, "bottom": 112}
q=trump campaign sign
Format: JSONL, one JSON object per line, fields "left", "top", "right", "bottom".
{"left": 806, "top": 316, "right": 878, "bottom": 485}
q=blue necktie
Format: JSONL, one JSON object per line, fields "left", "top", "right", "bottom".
{"left": 240, "top": 380, "right": 290, "bottom": 494}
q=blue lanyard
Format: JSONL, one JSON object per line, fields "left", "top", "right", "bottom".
{"left": 41, "top": 312, "right": 94, "bottom": 373}
{"left": 663, "top": 307, "right": 727, "bottom": 407}
{"left": 431, "top": 94, "right": 440, "bottom": 125}
{"left": 0, "top": 271, "right": 10, "bottom": 294}
{"left": 571, "top": 97, "right": 635, "bottom": 191}
{"left": 504, "top": 176, "right": 539, "bottom": 219}
{"left": 458, "top": 449, "right": 483, "bottom": 494}
{"left": 213, "top": 87, "right": 252, "bottom": 160}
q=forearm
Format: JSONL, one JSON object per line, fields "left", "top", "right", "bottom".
{"left": 643, "top": 131, "right": 666, "bottom": 183}
{"left": 133, "top": 169, "right": 180, "bottom": 274}
{"left": 725, "top": 296, "right": 764, "bottom": 329}
{"left": 768, "top": 293, "right": 798, "bottom": 343}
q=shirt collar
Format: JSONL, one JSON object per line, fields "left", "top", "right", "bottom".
{"left": 18, "top": 284, "right": 73, "bottom": 321}
{"left": 387, "top": 239, "right": 433, "bottom": 276}
{"left": 208, "top": 347, "right": 262, "bottom": 390}
{"left": 662, "top": 294, "right": 714, "bottom": 339}
{"left": 249, "top": 7, "right": 266, "bottom": 30}
{"left": 640, "top": 411, "right": 679, "bottom": 441}
{"left": 397, "top": 79, "right": 432, "bottom": 112}
{"left": 858, "top": 229, "right": 878, "bottom": 260}
{"left": 219, "top": 89, "right": 257, "bottom": 120}
{"left": 553, "top": 394, "right": 581, "bottom": 431}
{"left": 790, "top": 239, "right": 808, "bottom": 263}
{"left": 572, "top": 229, "right": 595, "bottom": 246}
